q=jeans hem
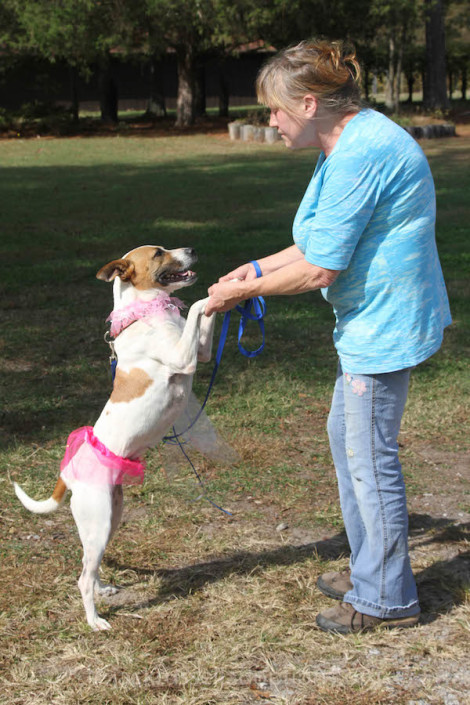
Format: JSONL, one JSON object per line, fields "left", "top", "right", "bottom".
{"left": 343, "top": 594, "right": 420, "bottom": 619}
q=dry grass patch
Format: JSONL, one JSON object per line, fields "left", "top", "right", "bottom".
{"left": 1, "top": 478, "right": 468, "bottom": 705}
{"left": 2, "top": 388, "right": 469, "bottom": 705}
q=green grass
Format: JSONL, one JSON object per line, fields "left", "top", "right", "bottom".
{"left": 0, "top": 131, "right": 469, "bottom": 705}
{"left": 0, "top": 132, "right": 468, "bottom": 449}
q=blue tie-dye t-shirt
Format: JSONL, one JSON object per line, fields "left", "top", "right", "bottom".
{"left": 292, "top": 108, "right": 451, "bottom": 374}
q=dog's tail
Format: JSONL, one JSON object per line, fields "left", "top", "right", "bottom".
{"left": 13, "top": 476, "right": 68, "bottom": 514}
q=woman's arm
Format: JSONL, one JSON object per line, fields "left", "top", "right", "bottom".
{"left": 219, "top": 245, "right": 305, "bottom": 282}
{"left": 205, "top": 257, "right": 339, "bottom": 314}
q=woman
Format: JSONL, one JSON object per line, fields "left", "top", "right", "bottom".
{"left": 205, "top": 40, "right": 451, "bottom": 634}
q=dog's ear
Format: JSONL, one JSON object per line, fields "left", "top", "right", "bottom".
{"left": 96, "top": 259, "right": 135, "bottom": 282}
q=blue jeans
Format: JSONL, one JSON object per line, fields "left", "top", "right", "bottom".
{"left": 327, "top": 363, "right": 420, "bottom": 618}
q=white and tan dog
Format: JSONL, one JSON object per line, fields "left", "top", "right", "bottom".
{"left": 14, "top": 245, "right": 215, "bottom": 630}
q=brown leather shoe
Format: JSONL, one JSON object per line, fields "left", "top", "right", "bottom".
{"left": 316, "top": 569, "right": 353, "bottom": 600}
{"left": 316, "top": 602, "right": 420, "bottom": 634}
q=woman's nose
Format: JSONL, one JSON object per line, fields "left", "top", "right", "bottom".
{"left": 269, "top": 111, "right": 277, "bottom": 127}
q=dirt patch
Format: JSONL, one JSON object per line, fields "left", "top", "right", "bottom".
{"left": 406, "top": 446, "right": 470, "bottom": 521}
{"left": 0, "top": 114, "right": 231, "bottom": 140}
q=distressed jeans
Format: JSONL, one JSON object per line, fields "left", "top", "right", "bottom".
{"left": 327, "top": 362, "right": 420, "bottom": 619}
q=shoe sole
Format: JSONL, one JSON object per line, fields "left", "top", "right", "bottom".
{"left": 316, "top": 575, "right": 351, "bottom": 601}
{"left": 316, "top": 613, "right": 420, "bottom": 634}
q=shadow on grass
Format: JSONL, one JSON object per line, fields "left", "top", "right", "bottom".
{"left": 409, "top": 514, "right": 470, "bottom": 622}
{"left": 103, "top": 529, "right": 349, "bottom": 619}
{"left": 105, "top": 513, "right": 469, "bottom": 622}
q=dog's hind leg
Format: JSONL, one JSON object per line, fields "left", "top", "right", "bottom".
{"left": 95, "top": 485, "right": 123, "bottom": 597}
{"left": 70, "top": 483, "right": 116, "bottom": 630}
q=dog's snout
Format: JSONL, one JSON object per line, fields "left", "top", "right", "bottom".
{"left": 185, "top": 248, "right": 197, "bottom": 260}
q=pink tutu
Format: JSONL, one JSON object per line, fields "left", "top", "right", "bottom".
{"left": 60, "top": 427, "right": 145, "bottom": 486}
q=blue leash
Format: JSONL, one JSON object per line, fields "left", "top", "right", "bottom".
{"left": 108, "top": 261, "right": 266, "bottom": 514}
{"left": 170, "top": 428, "right": 234, "bottom": 516}
{"left": 162, "top": 262, "right": 265, "bottom": 515}
{"left": 162, "top": 260, "right": 265, "bottom": 442}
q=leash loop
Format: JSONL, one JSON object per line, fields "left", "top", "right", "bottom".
{"left": 234, "top": 296, "right": 265, "bottom": 359}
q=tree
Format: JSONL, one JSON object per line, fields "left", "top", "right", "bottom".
{"left": 243, "top": 0, "right": 374, "bottom": 50}
{"left": 0, "top": 2, "right": 22, "bottom": 80}
{"left": 445, "top": 0, "right": 470, "bottom": 100}
{"left": 367, "top": 1, "right": 419, "bottom": 113}
{"left": 423, "top": 0, "right": 448, "bottom": 109}
{"left": 449, "top": 41, "right": 470, "bottom": 100}
{"left": 402, "top": 44, "right": 425, "bottom": 103}
{"left": 238, "top": 0, "right": 398, "bottom": 108}
{"left": 4, "top": 1, "right": 91, "bottom": 119}
{"left": 3, "top": 0, "right": 137, "bottom": 122}
{"left": 144, "top": 0, "right": 258, "bottom": 127}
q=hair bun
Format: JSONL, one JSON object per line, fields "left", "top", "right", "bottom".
{"left": 340, "top": 46, "right": 361, "bottom": 83}
{"left": 316, "top": 40, "right": 361, "bottom": 84}
{"left": 256, "top": 38, "right": 363, "bottom": 116}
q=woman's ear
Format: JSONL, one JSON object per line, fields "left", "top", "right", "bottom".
{"left": 303, "top": 94, "right": 318, "bottom": 118}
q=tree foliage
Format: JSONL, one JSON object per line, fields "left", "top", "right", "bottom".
{"left": 0, "top": 0, "right": 468, "bottom": 124}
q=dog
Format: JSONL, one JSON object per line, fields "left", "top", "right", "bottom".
{"left": 14, "top": 245, "right": 216, "bottom": 630}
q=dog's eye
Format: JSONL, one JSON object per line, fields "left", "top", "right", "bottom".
{"left": 153, "top": 248, "right": 164, "bottom": 258}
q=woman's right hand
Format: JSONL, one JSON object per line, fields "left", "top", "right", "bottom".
{"left": 218, "top": 262, "right": 260, "bottom": 283}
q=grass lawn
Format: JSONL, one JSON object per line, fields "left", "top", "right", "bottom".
{"left": 0, "top": 128, "right": 469, "bottom": 704}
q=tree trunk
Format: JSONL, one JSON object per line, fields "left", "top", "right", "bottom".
{"left": 99, "top": 54, "right": 118, "bottom": 123}
{"left": 372, "top": 72, "right": 378, "bottom": 99}
{"left": 194, "top": 61, "right": 206, "bottom": 118}
{"left": 69, "top": 66, "right": 79, "bottom": 122}
{"left": 385, "top": 34, "right": 403, "bottom": 113}
{"left": 363, "top": 64, "right": 370, "bottom": 102}
{"left": 385, "top": 35, "right": 396, "bottom": 110}
{"left": 218, "top": 72, "right": 229, "bottom": 117}
{"left": 423, "top": 0, "right": 448, "bottom": 110}
{"left": 462, "top": 65, "right": 467, "bottom": 100}
{"left": 396, "top": 37, "right": 404, "bottom": 110}
{"left": 146, "top": 56, "right": 166, "bottom": 118}
{"left": 407, "top": 72, "right": 414, "bottom": 103}
{"left": 175, "top": 47, "right": 195, "bottom": 128}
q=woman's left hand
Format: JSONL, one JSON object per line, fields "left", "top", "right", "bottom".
{"left": 205, "top": 281, "right": 245, "bottom": 315}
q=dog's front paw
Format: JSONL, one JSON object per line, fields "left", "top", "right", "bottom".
{"left": 192, "top": 296, "right": 210, "bottom": 316}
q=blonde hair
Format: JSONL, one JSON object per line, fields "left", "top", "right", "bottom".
{"left": 256, "top": 39, "right": 362, "bottom": 117}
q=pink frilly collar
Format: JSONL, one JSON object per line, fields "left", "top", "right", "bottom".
{"left": 107, "top": 294, "right": 185, "bottom": 337}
